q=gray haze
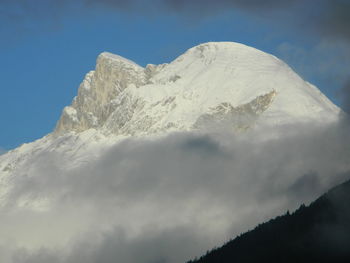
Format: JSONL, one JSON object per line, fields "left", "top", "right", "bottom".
{"left": 342, "top": 80, "right": 350, "bottom": 114}
{"left": 2, "top": 0, "right": 350, "bottom": 40}
{"left": 1, "top": 121, "right": 350, "bottom": 263}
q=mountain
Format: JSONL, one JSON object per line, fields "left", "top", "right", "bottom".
{"left": 0, "top": 42, "right": 344, "bottom": 262}
{"left": 0, "top": 42, "right": 339, "bottom": 189}
{"left": 187, "top": 178, "right": 350, "bottom": 263}
{"left": 55, "top": 42, "right": 338, "bottom": 137}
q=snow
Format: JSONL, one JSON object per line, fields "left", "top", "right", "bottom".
{"left": 0, "top": 41, "right": 341, "bottom": 205}
{"left": 99, "top": 52, "right": 142, "bottom": 68}
{"left": 54, "top": 41, "right": 339, "bottom": 137}
{"left": 0, "top": 42, "right": 343, "bottom": 259}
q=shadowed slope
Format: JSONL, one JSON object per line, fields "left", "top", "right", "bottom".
{"left": 188, "top": 178, "right": 350, "bottom": 263}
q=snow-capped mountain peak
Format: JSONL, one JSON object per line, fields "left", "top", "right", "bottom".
{"left": 0, "top": 42, "right": 343, "bottom": 257}
{"left": 54, "top": 42, "right": 339, "bottom": 137}
{"left": 1, "top": 42, "right": 341, "bottom": 185}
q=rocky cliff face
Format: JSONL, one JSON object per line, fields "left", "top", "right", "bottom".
{"left": 55, "top": 52, "right": 146, "bottom": 134}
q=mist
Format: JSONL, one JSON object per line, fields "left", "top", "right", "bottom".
{"left": 1, "top": 119, "right": 349, "bottom": 263}
{"left": 3, "top": 0, "right": 350, "bottom": 40}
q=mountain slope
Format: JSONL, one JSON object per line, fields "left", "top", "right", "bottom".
{"left": 1, "top": 42, "right": 340, "bottom": 201}
{"left": 1, "top": 42, "right": 341, "bottom": 203}
{"left": 188, "top": 179, "right": 350, "bottom": 263}
{"left": 0, "top": 42, "right": 345, "bottom": 262}
{"left": 55, "top": 42, "right": 339, "bottom": 137}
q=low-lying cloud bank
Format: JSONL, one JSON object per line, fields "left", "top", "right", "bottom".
{"left": 1, "top": 118, "right": 349, "bottom": 263}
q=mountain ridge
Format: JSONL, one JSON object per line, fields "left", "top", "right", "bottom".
{"left": 54, "top": 41, "right": 340, "bottom": 137}
{"left": 1, "top": 42, "right": 341, "bottom": 206}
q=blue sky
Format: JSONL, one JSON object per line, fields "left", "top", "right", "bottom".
{"left": 1, "top": 1, "right": 349, "bottom": 150}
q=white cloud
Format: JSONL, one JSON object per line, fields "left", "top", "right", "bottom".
{"left": 0, "top": 120, "right": 350, "bottom": 263}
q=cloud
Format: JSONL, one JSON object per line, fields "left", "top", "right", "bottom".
{"left": 276, "top": 40, "right": 350, "bottom": 102}
{"left": 1, "top": 120, "right": 349, "bottom": 263}
{"left": 340, "top": 80, "right": 350, "bottom": 114}
{"left": 2, "top": 0, "right": 350, "bottom": 40}
{"left": 84, "top": 1, "right": 350, "bottom": 41}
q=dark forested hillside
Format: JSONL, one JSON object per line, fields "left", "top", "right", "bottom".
{"left": 188, "top": 179, "right": 350, "bottom": 263}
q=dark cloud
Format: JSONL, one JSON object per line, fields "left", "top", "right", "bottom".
{"left": 2, "top": 0, "right": 350, "bottom": 41}
{"left": 81, "top": 0, "right": 350, "bottom": 40}
{"left": 2, "top": 0, "right": 350, "bottom": 48}
{"left": 341, "top": 80, "right": 350, "bottom": 114}
{"left": 287, "top": 171, "right": 323, "bottom": 200}
{"left": 180, "top": 136, "right": 227, "bottom": 157}
{"left": 321, "top": 0, "right": 350, "bottom": 40}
